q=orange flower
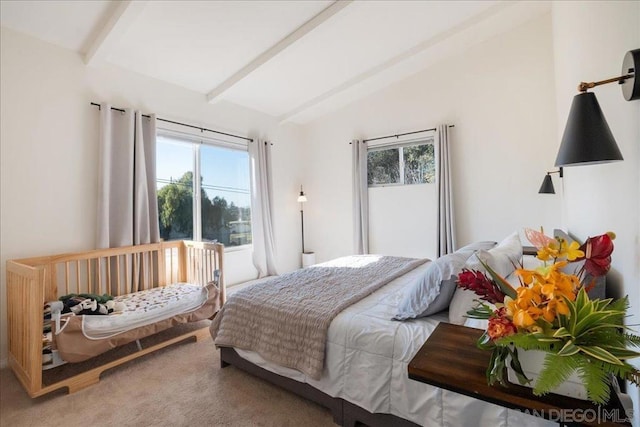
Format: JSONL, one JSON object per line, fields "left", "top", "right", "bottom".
{"left": 487, "top": 309, "right": 517, "bottom": 340}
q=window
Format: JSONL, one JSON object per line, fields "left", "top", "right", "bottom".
{"left": 156, "top": 132, "right": 251, "bottom": 247}
{"left": 367, "top": 139, "right": 435, "bottom": 186}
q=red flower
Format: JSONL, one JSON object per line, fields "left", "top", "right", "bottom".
{"left": 579, "top": 233, "right": 614, "bottom": 277}
{"left": 457, "top": 269, "right": 505, "bottom": 304}
{"left": 487, "top": 309, "right": 517, "bottom": 340}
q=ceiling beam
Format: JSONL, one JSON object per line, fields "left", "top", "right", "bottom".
{"left": 278, "top": 1, "right": 518, "bottom": 123}
{"left": 206, "top": 0, "right": 352, "bottom": 104}
{"left": 84, "top": 1, "right": 148, "bottom": 66}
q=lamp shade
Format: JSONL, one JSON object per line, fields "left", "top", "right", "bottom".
{"left": 538, "top": 174, "right": 555, "bottom": 194}
{"left": 297, "top": 193, "right": 307, "bottom": 203}
{"left": 555, "top": 92, "right": 623, "bottom": 167}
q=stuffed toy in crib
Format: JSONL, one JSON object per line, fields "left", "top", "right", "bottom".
{"left": 60, "top": 294, "right": 125, "bottom": 315}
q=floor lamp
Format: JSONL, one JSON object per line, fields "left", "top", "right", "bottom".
{"left": 297, "top": 186, "right": 307, "bottom": 253}
{"left": 297, "top": 186, "right": 315, "bottom": 267}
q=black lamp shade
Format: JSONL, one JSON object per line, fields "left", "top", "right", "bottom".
{"left": 554, "top": 92, "right": 624, "bottom": 167}
{"left": 538, "top": 174, "right": 555, "bottom": 194}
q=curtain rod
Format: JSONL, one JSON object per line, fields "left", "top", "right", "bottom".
{"left": 90, "top": 102, "right": 253, "bottom": 142}
{"left": 350, "top": 125, "right": 455, "bottom": 144}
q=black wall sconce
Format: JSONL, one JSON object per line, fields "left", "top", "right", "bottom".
{"left": 538, "top": 168, "right": 563, "bottom": 194}
{"left": 555, "top": 49, "right": 639, "bottom": 167}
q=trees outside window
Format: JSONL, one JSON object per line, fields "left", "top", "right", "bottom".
{"left": 367, "top": 139, "right": 434, "bottom": 186}
{"left": 156, "top": 134, "right": 251, "bottom": 247}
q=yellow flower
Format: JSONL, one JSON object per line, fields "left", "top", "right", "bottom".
{"left": 563, "top": 240, "right": 585, "bottom": 261}
{"left": 537, "top": 240, "right": 559, "bottom": 261}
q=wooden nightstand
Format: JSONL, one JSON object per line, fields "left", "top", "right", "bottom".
{"left": 408, "top": 323, "right": 631, "bottom": 427}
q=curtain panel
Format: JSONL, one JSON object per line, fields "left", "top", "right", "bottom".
{"left": 352, "top": 139, "right": 369, "bottom": 255}
{"left": 97, "top": 104, "right": 160, "bottom": 249}
{"left": 436, "top": 125, "right": 456, "bottom": 257}
{"left": 249, "top": 139, "right": 278, "bottom": 278}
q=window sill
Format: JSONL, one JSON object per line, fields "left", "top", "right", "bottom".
{"left": 224, "top": 244, "right": 252, "bottom": 253}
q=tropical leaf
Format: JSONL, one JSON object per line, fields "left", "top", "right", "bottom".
{"left": 507, "top": 347, "right": 531, "bottom": 385}
{"left": 533, "top": 352, "right": 579, "bottom": 397}
{"left": 476, "top": 331, "right": 494, "bottom": 351}
{"left": 577, "top": 345, "right": 624, "bottom": 365}
{"left": 486, "top": 347, "right": 509, "bottom": 386}
{"left": 552, "top": 327, "right": 572, "bottom": 339}
{"left": 598, "top": 345, "right": 640, "bottom": 359}
{"left": 575, "top": 355, "right": 611, "bottom": 405}
{"left": 599, "top": 361, "right": 640, "bottom": 387}
{"left": 465, "top": 302, "right": 494, "bottom": 320}
{"left": 476, "top": 257, "right": 517, "bottom": 299}
{"left": 624, "top": 333, "right": 640, "bottom": 348}
{"left": 607, "top": 295, "right": 629, "bottom": 313}
{"left": 495, "top": 333, "right": 556, "bottom": 352}
{"left": 592, "top": 298, "right": 613, "bottom": 312}
{"left": 557, "top": 340, "right": 580, "bottom": 357}
{"left": 574, "top": 312, "right": 626, "bottom": 337}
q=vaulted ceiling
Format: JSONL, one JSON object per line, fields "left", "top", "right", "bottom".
{"left": 0, "top": 1, "right": 550, "bottom": 124}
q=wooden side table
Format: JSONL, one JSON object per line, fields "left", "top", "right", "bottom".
{"left": 408, "top": 323, "right": 631, "bottom": 427}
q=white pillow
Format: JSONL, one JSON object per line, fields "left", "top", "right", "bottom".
{"left": 393, "top": 241, "right": 497, "bottom": 320}
{"left": 448, "top": 232, "right": 522, "bottom": 325}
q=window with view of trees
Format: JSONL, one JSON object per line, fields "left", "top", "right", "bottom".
{"left": 367, "top": 139, "right": 435, "bottom": 186}
{"left": 156, "top": 134, "right": 251, "bottom": 247}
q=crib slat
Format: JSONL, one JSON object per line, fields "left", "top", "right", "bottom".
{"left": 65, "top": 263, "right": 70, "bottom": 295}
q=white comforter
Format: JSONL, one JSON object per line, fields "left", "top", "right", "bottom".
{"left": 235, "top": 262, "right": 553, "bottom": 426}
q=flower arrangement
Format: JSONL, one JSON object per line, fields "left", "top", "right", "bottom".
{"left": 457, "top": 228, "right": 640, "bottom": 404}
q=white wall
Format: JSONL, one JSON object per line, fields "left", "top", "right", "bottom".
{"left": 0, "top": 27, "right": 304, "bottom": 365}
{"left": 551, "top": 2, "right": 640, "bottom": 424}
{"left": 301, "top": 13, "right": 560, "bottom": 263}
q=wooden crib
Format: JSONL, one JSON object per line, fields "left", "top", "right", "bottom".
{"left": 6, "top": 240, "right": 224, "bottom": 397}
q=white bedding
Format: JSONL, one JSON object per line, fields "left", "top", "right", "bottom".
{"left": 234, "top": 262, "right": 553, "bottom": 426}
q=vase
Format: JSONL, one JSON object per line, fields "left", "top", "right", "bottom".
{"left": 506, "top": 349, "right": 588, "bottom": 400}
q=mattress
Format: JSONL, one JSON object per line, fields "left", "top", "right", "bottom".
{"left": 82, "top": 283, "right": 209, "bottom": 339}
{"left": 231, "top": 262, "right": 553, "bottom": 426}
{"left": 53, "top": 283, "right": 219, "bottom": 363}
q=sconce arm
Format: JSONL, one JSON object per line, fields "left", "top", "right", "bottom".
{"left": 578, "top": 73, "right": 634, "bottom": 92}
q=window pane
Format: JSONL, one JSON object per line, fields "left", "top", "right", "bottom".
{"left": 403, "top": 144, "right": 435, "bottom": 184}
{"left": 367, "top": 148, "right": 400, "bottom": 185}
{"left": 201, "top": 145, "right": 251, "bottom": 246}
{"left": 156, "top": 137, "right": 194, "bottom": 240}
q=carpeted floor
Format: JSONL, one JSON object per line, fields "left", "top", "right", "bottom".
{"left": 0, "top": 337, "right": 335, "bottom": 427}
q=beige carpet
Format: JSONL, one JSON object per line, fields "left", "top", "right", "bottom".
{"left": 0, "top": 337, "right": 335, "bottom": 427}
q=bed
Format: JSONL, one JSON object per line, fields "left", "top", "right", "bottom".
{"left": 211, "top": 234, "right": 557, "bottom": 426}
{"left": 6, "top": 240, "right": 224, "bottom": 397}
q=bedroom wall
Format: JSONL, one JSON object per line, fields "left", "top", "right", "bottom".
{"left": 300, "top": 13, "right": 560, "bottom": 263}
{"left": 551, "top": 2, "right": 640, "bottom": 424}
{"left": 0, "top": 27, "right": 304, "bottom": 366}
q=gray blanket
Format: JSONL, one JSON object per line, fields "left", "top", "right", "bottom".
{"left": 210, "top": 255, "right": 427, "bottom": 379}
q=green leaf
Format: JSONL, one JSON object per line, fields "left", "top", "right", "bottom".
{"left": 598, "top": 345, "right": 640, "bottom": 359}
{"left": 465, "top": 302, "right": 494, "bottom": 320}
{"left": 552, "top": 327, "right": 572, "bottom": 339}
{"left": 557, "top": 340, "right": 580, "bottom": 357}
{"left": 495, "top": 333, "right": 557, "bottom": 351}
{"left": 486, "top": 347, "right": 509, "bottom": 386}
{"left": 476, "top": 331, "right": 494, "bottom": 350}
{"left": 476, "top": 257, "right": 517, "bottom": 299}
{"left": 507, "top": 347, "right": 531, "bottom": 385}
{"left": 574, "top": 312, "right": 626, "bottom": 337}
{"left": 533, "top": 352, "right": 579, "bottom": 397}
{"left": 576, "top": 355, "right": 611, "bottom": 405}
{"left": 578, "top": 345, "right": 624, "bottom": 365}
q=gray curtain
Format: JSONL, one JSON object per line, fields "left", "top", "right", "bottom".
{"left": 249, "top": 139, "right": 278, "bottom": 278}
{"left": 352, "top": 139, "right": 369, "bottom": 254}
{"left": 436, "top": 125, "right": 456, "bottom": 257}
{"left": 97, "top": 103, "right": 160, "bottom": 249}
